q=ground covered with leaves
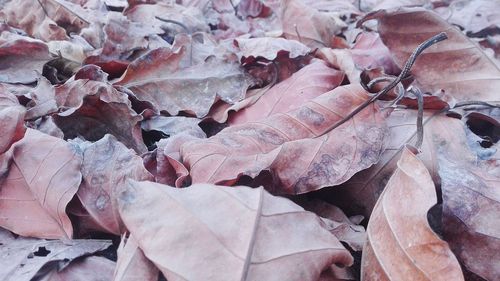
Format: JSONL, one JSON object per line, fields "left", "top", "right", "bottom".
{"left": 0, "top": 0, "right": 499, "bottom": 280}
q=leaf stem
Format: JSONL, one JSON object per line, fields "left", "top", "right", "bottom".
{"left": 322, "top": 32, "right": 448, "bottom": 134}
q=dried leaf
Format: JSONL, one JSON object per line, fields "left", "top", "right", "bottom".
{"left": 234, "top": 37, "right": 311, "bottom": 61}
{"left": 141, "top": 116, "right": 205, "bottom": 138}
{"left": 432, "top": 115, "right": 500, "bottom": 281}
{"left": 77, "top": 135, "right": 153, "bottom": 235}
{"left": 181, "top": 84, "right": 388, "bottom": 194}
{"left": 118, "top": 181, "right": 354, "bottom": 281}
{"left": 115, "top": 47, "right": 253, "bottom": 117}
{"left": 280, "top": 0, "right": 346, "bottom": 48}
{"left": 0, "top": 227, "right": 111, "bottom": 281}
{"left": 0, "top": 39, "right": 52, "bottom": 84}
{"left": 0, "top": 90, "right": 26, "bottom": 153}
{"left": 361, "top": 146, "right": 464, "bottom": 281}
{"left": 0, "top": 0, "right": 91, "bottom": 42}
{"left": 53, "top": 79, "right": 146, "bottom": 153}
{"left": 0, "top": 129, "right": 82, "bottom": 239}
{"left": 444, "top": 0, "right": 500, "bottom": 35}
{"left": 40, "top": 256, "right": 116, "bottom": 281}
{"left": 114, "top": 234, "right": 159, "bottom": 281}
{"left": 228, "top": 60, "right": 344, "bottom": 125}
{"left": 368, "top": 7, "right": 500, "bottom": 102}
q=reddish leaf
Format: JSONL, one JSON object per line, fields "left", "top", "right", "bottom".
{"left": 0, "top": 39, "right": 52, "bottom": 84}
{"left": 228, "top": 60, "right": 344, "bottom": 125}
{"left": 0, "top": 129, "right": 82, "bottom": 239}
{"left": 53, "top": 79, "right": 146, "bottom": 153}
{"left": 367, "top": 7, "right": 500, "bottom": 102}
{"left": 118, "top": 181, "right": 354, "bottom": 281}
{"left": 77, "top": 135, "right": 153, "bottom": 235}
{"left": 114, "top": 234, "right": 159, "bottom": 281}
{"left": 0, "top": 228, "right": 111, "bottom": 281}
{"left": 0, "top": 90, "right": 26, "bottom": 154}
{"left": 0, "top": 0, "right": 91, "bottom": 42}
{"left": 181, "top": 84, "right": 389, "bottom": 194}
{"left": 361, "top": 146, "right": 464, "bottom": 281}
{"left": 115, "top": 47, "right": 253, "bottom": 117}
{"left": 280, "top": 0, "right": 346, "bottom": 48}
{"left": 350, "top": 32, "right": 400, "bottom": 74}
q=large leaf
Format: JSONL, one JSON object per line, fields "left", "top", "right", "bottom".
{"left": 118, "top": 181, "right": 354, "bottom": 281}
{"left": 181, "top": 84, "right": 389, "bottom": 194}
{"left": 0, "top": 228, "right": 111, "bottom": 281}
{"left": 76, "top": 135, "right": 153, "bottom": 235}
{"left": 434, "top": 115, "right": 500, "bottom": 280}
{"left": 361, "top": 147, "right": 464, "bottom": 281}
{"left": 0, "top": 129, "right": 82, "bottom": 239}
{"left": 228, "top": 60, "right": 344, "bottom": 125}
{"left": 234, "top": 37, "right": 311, "bottom": 61}
{"left": 367, "top": 7, "right": 500, "bottom": 102}
{"left": 115, "top": 46, "right": 253, "bottom": 118}
{"left": 0, "top": 39, "right": 52, "bottom": 84}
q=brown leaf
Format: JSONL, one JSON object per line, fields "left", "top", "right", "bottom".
{"left": 350, "top": 32, "right": 400, "bottom": 75}
{"left": 0, "top": 90, "right": 26, "bottom": 154}
{"left": 367, "top": 7, "right": 500, "bottom": 102}
{"left": 280, "top": 0, "right": 346, "bottom": 48}
{"left": 431, "top": 115, "right": 500, "bottom": 281}
{"left": 0, "top": 0, "right": 91, "bottom": 42}
{"left": 53, "top": 79, "right": 146, "bottom": 153}
{"left": 116, "top": 49, "right": 253, "bottom": 117}
{"left": 228, "top": 60, "right": 344, "bottom": 125}
{"left": 442, "top": 0, "right": 500, "bottom": 36}
{"left": 0, "top": 129, "right": 82, "bottom": 239}
{"left": 124, "top": 2, "right": 209, "bottom": 34}
{"left": 0, "top": 228, "right": 111, "bottom": 281}
{"left": 114, "top": 234, "right": 159, "bottom": 281}
{"left": 0, "top": 39, "right": 52, "bottom": 84}
{"left": 295, "top": 198, "right": 366, "bottom": 251}
{"left": 181, "top": 84, "right": 388, "bottom": 194}
{"left": 40, "top": 256, "right": 116, "bottom": 281}
{"left": 118, "top": 181, "right": 354, "bottom": 281}
{"left": 25, "top": 77, "right": 58, "bottom": 120}
{"left": 361, "top": 146, "right": 464, "bottom": 281}
{"left": 321, "top": 110, "right": 438, "bottom": 217}
{"left": 77, "top": 134, "right": 153, "bottom": 235}
{"left": 141, "top": 116, "right": 205, "bottom": 138}
{"left": 234, "top": 37, "right": 311, "bottom": 61}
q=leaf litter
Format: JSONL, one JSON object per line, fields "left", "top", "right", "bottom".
{"left": 0, "top": 0, "right": 499, "bottom": 280}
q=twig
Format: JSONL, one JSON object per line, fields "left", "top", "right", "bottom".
{"left": 408, "top": 87, "right": 424, "bottom": 149}
{"left": 155, "top": 16, "right": 191, "bottom": 34}
{"left": 321, "top": 32, "right": 448, "bottom": 134}
{"left": 454, "top": 101, "right": 500, "bottom": 109}
{"left": 36, "top": 0, "right": 49, "bottom": 17}
{"left": 229, "top": 0, "right": 238, "bottom": 16}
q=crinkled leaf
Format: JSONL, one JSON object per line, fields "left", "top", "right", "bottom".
{"left": 0, "top": 228, "right": 111, "bottom": 281}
